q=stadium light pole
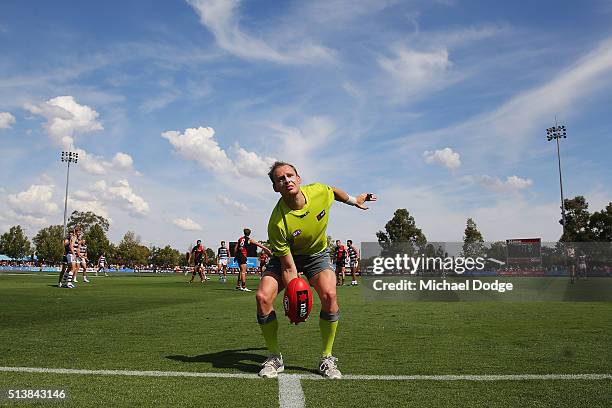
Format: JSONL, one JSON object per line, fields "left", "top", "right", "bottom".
{"left": 61, "top": 150, "right": 79, "bottom": 238}
{"left": 546, "top": 123, "right": 567, "bottom": 238}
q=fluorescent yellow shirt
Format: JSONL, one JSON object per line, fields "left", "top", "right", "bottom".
{"left": 267, "top": 183, "right": 334, "bottom": 256}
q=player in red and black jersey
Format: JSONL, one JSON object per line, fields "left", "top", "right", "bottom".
{"left": 334, "top": 240, "right": 347, "bottom": 286}
{"left": 188, "top": 240, "right": 209, "bottom": 283}
{"left": 234, "top": 228, "right": 271, "bottom": 292}
{"left": 258, "top": 250, "right": 269, "bottom": 278}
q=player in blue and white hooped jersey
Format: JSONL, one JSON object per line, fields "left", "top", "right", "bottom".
{"left": 217, "top": 241, "right": 230, "bottom": 283}
{"left": 346, "top": 240, "right": 360, "bottom": 286}
{"left": 61, "top": 226, "right": 81, "bottom": 288}
{"left": 76, "top": 238, "right": 90, "bottom": 283}
{"left": 96, "top": 254, "right": 108, "bottom": 277}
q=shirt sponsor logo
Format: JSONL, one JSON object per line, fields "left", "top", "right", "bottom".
{"left": 292, "top": 229, "right": 302, "bottom": 237}
{"left": 316, "top": 210, "right": 326, "bottom": 221}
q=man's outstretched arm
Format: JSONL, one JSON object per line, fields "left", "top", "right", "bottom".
{"left": 332, "top": 186, "right": 377, "bottom": 210}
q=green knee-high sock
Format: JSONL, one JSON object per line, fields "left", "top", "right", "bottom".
{"left": 258, "top": 311, "right": 281, "bottom": 355}
{"left": 319, "top": 310, "right": 340, "bottom": 357}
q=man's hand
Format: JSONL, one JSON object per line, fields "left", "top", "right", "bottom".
{"left": 279, "top": 254, "right": 299, "bottom": 288}
{"left": 355, "top": 193, "right": 377, "bottom": 210}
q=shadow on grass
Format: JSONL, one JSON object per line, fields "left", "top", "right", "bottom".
{"left": 166, "top": 347, "right": 317, "bottom": 374}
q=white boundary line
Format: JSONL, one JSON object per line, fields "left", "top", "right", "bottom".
{"left": 2, "top": 366, "right": 610, "bottom": 408}
{"left": 1, "top": 366, "right": 610, "bottom": 381}
{"left": 278, "top": 374, "right": 305, "bottom": 408}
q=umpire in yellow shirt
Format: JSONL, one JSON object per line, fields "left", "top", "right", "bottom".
{"left": 256, "top": 161, "right": 376, "bottom": 379}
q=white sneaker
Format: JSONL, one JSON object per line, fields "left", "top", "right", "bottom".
{"left": 73, "top": 278, "right": 78, "bottom": 283}
{"left": 351, "top": 281, "right": 358, "bottom": 286}
{"left": 259, "top": 355, "right": 284, "bottom": 378}
{"left": 84, "top": 277, "right": 90, "bottom": 283}
{"left": 242, "top": 287, "right": 252, "bottom": 292}
{"left": 318, "top": 356, "right": 342, "bottom": 379}
{"left": 66, "top": 282, "right": 75, "bottom": 289}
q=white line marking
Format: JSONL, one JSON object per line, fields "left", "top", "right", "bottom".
{"left": 278, "top": 374, "right": 305, "bottom": 408}
{"left": 0, "top": 273, "right": 57, "bottom": 277}
{"left": 0, "top": 366, "right": 610, "bottom": 382}
{"left": 0, "top": 366, "right": 259, "bottom": 379}
{"left": 338, "top": 373, "right": 612, "bottom": 381}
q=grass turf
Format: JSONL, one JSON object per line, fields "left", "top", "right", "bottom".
{"left": 0, "top": 273, "right": 610, "bottom": 407}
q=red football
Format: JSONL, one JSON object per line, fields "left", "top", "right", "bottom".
{"left": 283, "top": 277, "right": 313, "bottom": 325}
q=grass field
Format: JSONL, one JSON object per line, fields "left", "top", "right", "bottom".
{"left": 0, "top": 273, "right": 611, "bottom": 407}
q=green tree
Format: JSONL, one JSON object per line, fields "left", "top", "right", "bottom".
{"left": 205, "top": 248, "right": 215, "bottom": 265}
{"left": 84, "top": 224, "right": 111, "bottom": 264}
{"left": 116, "top": 231, "right": 149, "bottom": 266}
{"left": 560, "top": 196, "right": 592, "bottom": 242}
{"left": 67, "top": 210, "right": 110, "bottom": 234}
{"left": 32, "top": 225, "right": 64, "bottom": 264}
{"left": 107, "top": 242, "right": 118, "bottom": 265}
{"left": 0, "top": 225, "right": 31, "bottom": 259}
{"left": 376, "top": 209, "right": 426, "bottom": 256}
{"left": 486, "top": 241, "right": 507, "bottom": 263}
{"left": 150, "top": 245, "right": 181, "bottom": 267}
{"left": 589, "top": 203, "right": 612, "bottom": 242}
{"left": 462, "top": 218, "right": 485, "bottom": 258}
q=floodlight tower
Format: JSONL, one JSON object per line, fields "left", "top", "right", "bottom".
{"left": 61, "top": 150, "right": 79, "bottom": 237}
{"left": 546, "top": 123, "right": 567, "bottom": 238}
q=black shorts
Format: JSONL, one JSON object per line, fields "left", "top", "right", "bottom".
{"left": 265, "top": 249, "right": 332, "bottom": 281}
{"left": 236, "top": 254, "right": 248, "bottom": 265}
{"left": 336, "top": 261, "right": 345, "bottom": 270}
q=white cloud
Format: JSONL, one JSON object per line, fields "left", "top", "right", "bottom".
{"left": 24, "top": 95, "right": 103, "bottom": 148}
{"left": 69, "top": 193, "right": 111, "bottom": 220}
{"left": 424, "top": 24, "right": 511, "bottom": 49}
{"left": 378, "top": 44, "right": 454, "bottom": 99}
{"left": 232, "top": 145, "right": 276, "bottom": 177}
{"left": 480, "top": 40, "right": 612, "bottom": 144}
{"left": 0, "top": 112, "right": 16, "bottom": 129}
{"left": 162, "top": 126, "right": 234, "bottom": 174}
{"left": 67, "top": 148, "right": 135, "bottom": 176}
{"left": 74, "top": 148, "right": 107, "bottom": 175}
{"left": 7, "top": 184, "right": 59, "bottom": 218}
{"left": 139, "top": 91, "right": 180, "bottom": 113}
{"left": 161, "top": 126, "right": 275, "bottom": 178}
{"left": 112, "top": 152, "right": 134, "bottom": 170}
{"left": 479, "top": 175, "right": 533, "bottom": 192}
{"left": 173, "top": 217, "right": 203, "bottom": 231}
{"left": 187, "top": 0, "right": 334, "bottom": 64}
{"left": 389, "top": 39, "right": 612, "bottom": 169}
{"left": 268, "top": 119, "right": 330, "bottom": 155}
{"left": 11, "top": 214, "right": 49, "bottom": 228}
{"left": 423, "top": 147, "right": 461, "bottom": 169}
{"left": 216, "top": 195, "right": 248, "bottom": 215}
{"left": 104, "top": 180, "right": 150, "bottom": 216}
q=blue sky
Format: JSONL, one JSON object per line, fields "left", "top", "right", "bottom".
{"left": 1, "top": 0, "right": 611, "bottom": 250}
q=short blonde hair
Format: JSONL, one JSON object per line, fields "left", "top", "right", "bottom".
{"left": 268, "top": 161, "right": 299, "bottom": 183}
